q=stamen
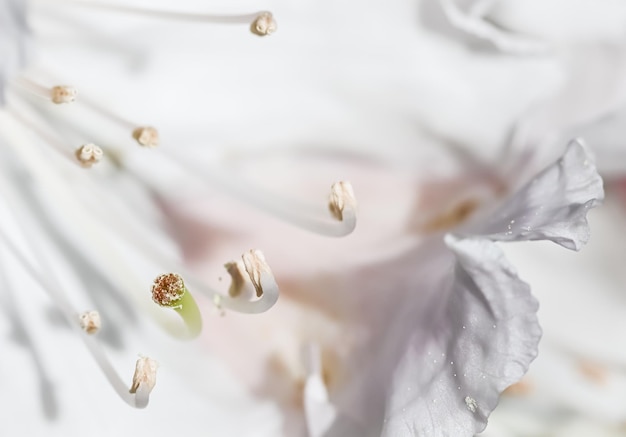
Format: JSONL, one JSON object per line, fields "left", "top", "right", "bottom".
{"left": 153, "top": 149, "right": 358, "bottom": 237}
{"left": 132, "top": 126, "right": 159, "bottom": 148}
{"left": 79, "top": 310, "right": 101, "bottom": 334}
{"left": 250, "top": 12, "right": 277, "bottom": 36}
{"left": 188, "top": 250, "right": 280, "bottom": 315}
{"left": 45, "top": 0, "right": 277, "bottom": 36}
{"left": 11, "top": 77, "right": 77, "bottom": 104}
{"left": 151, "top": 273, "right": 202, "bottom": 339}
{"left": 75, "top": 143, "right": 104, "bottom": 168}
{"left": 129, "top": 356, "right": 158, "bottom": 406}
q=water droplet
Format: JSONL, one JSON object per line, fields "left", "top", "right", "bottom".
{"left": 457, "top": 386, "right": 461, "bottom": 390}
{"left": 492, "top": 324, "right": 497, "bottom": 329}
{"left": 453, "top": 373, "right": 457, "bottom": 377}
{"left": 433, "top": 359, "right": 438, "bottom": 364}
{"left": 465, "top": 396, "right": 478, "bottom": 413}
{"left": 462, "top": 325, "right": 466, "bottom": 329}
{"left": 450, "top": 361, "right": 454, "bottom": 365}
{"left": 432, "top": 399, "right": 437, "bottom": 404}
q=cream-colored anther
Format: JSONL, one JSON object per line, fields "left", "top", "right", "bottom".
{"left": 328, "top": 181, "right": 356, "bottom": 221}
{"left": 129, "top": 356, "right": 158, "bottom": 395}
{"left": 242, "top": 250, "right": 271, "bottom": 297}
{"left": 251, "top": 12, "right": 277, "bottom": 36}
{"left": 79, "top": 310, "right": 101, "bottom": 335}
{"left": 225, "top": 260, "right": 247, "bottom": 298}
{"left": 51, "top": 86, "right": 77, "bottom": 104}
{"left": 132, "top": 126, "right": 159, "bottom": 148}
{"left": 75, "top": 143, "right": 104, "bottom": 168}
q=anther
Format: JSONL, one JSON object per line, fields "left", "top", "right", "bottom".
{"left": 129, "top": 356, "right": 158, "bottom": 395}
{"left": 251, "top": 12, "right": 277, "bottom": 36}
{"left": 51, "top": 85, "right": 77, "bottom": 104}
{"left": 225, "top": 260, "right": 248, "bottom": 298}
{"left": 152, "top": 273, "right": 186, "bottom": 308}
{"left": 242, "top": 250, "right": 271, "bottom": 298}
{"left": 132, "top": 126, "right": 159, "bottom": 148}
{"left": 79, "top": 310, "right": 101, "bottom": 334}
{"left": 75, "top": 143, "right": 104, "bottom": 168}
{"left": 328, "top": 181, "right": 357, "bottom": 221}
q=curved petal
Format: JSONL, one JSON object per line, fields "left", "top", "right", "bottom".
{"left": 379, "top": 236, "right": 540, "bottom": 437}
{"left": 465, "top": 140, "right": 604, "bottom": 250}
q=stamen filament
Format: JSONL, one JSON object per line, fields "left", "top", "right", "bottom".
{"left": 39, "top": 0, "right": 276, "bottom": 35}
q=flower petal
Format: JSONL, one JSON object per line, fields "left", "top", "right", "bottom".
{"left": 379, "top": 236, "right": 540, "bottom": 437}
{"left": 465, "top": 140, "right": 603, "bottom": 250}
{"left": 439, "top": 0, "right": 549, "bottom": 54}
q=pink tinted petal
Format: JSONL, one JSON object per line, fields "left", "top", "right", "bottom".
{"left": 379, "top": 236, "right": 540, "bottom": 437}
{"left": 465, "top": 140, "right": 603, "bottom": 250}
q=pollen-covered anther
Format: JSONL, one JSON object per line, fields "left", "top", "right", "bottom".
{"left": 151, "top": 273, "right": 186, "bottom": 307}
{"left": 79, "top": 310, "right": 101, "bottom": 335}
{"left": 75, "top": 143, "right": 104, "bottom": 168}
{"left": 50, "top": 85, "right": 77, "bottom": 104}
{"left": 251, "top": 12, "right": 277, "bottom": 36}
{"left": 132, "top": 126, "right": 159, "bottom": 148}
{"left": 328, "top": 181, "right": 357, "bottom": 221}
{"left": 129, "top": 356, "right": 158, "bottom": 394}
{"left": 242, "top": 249, "right": 272, "bottom": 297}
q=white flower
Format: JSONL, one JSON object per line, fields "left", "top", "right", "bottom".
{"left": 0, "top": 1, "right": 614, "bottom": 436}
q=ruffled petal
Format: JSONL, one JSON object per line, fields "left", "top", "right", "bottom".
{"left": 465, "top": 140, "right": 604, "bottom": 250}
{"left": 380, "top": 236, "right": 540, "bottom": 437}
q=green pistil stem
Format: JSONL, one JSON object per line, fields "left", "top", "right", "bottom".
{"left": 173, "top": 289, "right": 202, "bottom": 339}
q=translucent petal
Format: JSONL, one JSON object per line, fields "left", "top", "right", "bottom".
{"left": 464, "top": 140, "right": 604, "bottom": 250}
{"left": 379, "top": 236, "right": 540, "bottom": 437}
